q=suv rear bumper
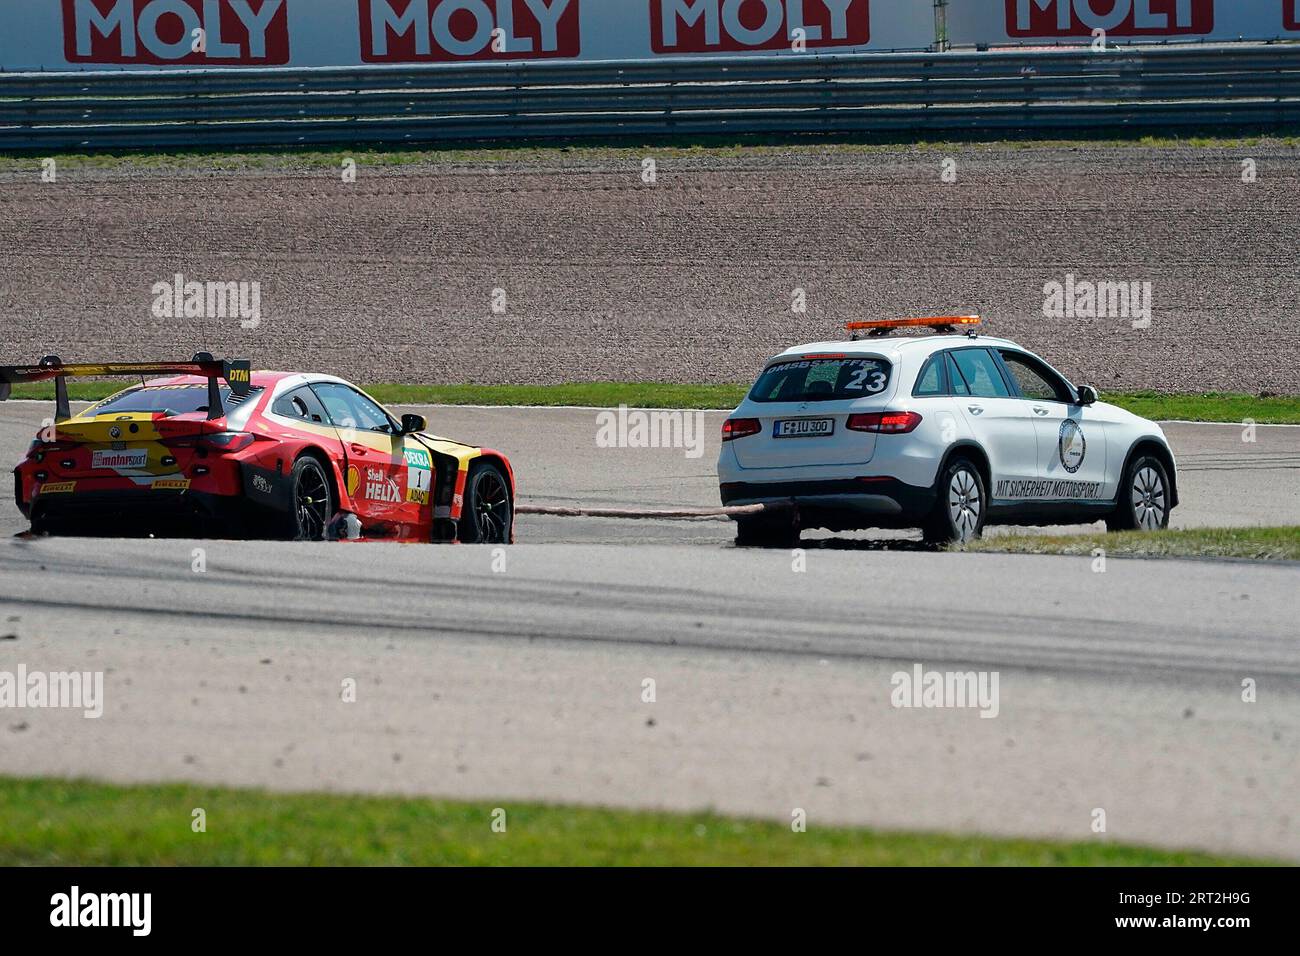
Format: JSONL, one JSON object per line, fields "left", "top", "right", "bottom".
{"left": 720, "top": 478, "right": 935, "bottom": 531}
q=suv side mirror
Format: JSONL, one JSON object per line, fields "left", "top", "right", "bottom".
{"left": 1076, "top": 385, "right": 1098, "bottom": 407}
{"left": 400, "top": 413, "right": 427, "bottom": 435}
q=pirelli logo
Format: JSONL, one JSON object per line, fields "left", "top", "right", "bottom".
{"left": 38, "top": 481, "right": 77, "bottom": 495}
{"left": 153, "top": 479, "right": 192, "bottom": 491}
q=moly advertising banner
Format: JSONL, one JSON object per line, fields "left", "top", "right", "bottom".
{"left": 946, "top": 0, "right": 1300, "bottom": 46}
{"left": 0, "top": 0, "right": 937, "bottom": 71}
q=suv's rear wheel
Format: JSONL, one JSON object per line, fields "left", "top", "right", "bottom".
{"left": 1107, "top": 454, "right": 1171, "bottom": 532}
{"left": 734, "top": 515, "right": 800, "bottom": 549}
{"left": 923, "top": 457, "right": 986, "bottom": 545}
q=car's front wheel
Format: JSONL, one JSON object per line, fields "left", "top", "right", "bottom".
{"left": 460, "top": 461, "right": 513, "bottom": 544}
{"left": 923, "top": 457, "right": 986, "bottom": 546}
{"left": 1107, "top": 454, "right": 1171, "bottom": 532}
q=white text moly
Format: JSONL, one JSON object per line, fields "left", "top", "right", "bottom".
{"left": 51, "top": 886, "right": 151, "bottom": 937}
{"left": 596, "top": 405, "right": 706, "bottom": 460}
{"left": 891, "top": 664, "right": 1000, "bottom": 719}
{"left": 0, "top": 665, "right": 103, "bottom": 719}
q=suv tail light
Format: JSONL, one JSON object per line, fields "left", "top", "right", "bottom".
{"left": 847, "top": 411, "right": 923, "bottom": 435}
{"left": 164, "top": 432, "right": 255, "bottom": 452}
{"left": 721, "top": 418, "right": 762, "bottom": 441}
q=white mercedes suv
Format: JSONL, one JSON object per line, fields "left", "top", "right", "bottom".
{"left": 718, "top": 317, "right": 1179, "bottom": 547}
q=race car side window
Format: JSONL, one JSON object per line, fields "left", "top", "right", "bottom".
{"left": 950, "top": 349, "right": 1011, "bottom": 399}
{"left": 272, "top": 386, "right": 328, "bottom": 424}
{"left": 997, "top": 350, "right": 1075, "bottom": 403}
{"left": 311, "top": 383, "right": 398, "bottom": 434}
{"left": 912, "top": 354, "right": 947, "bottom": 397}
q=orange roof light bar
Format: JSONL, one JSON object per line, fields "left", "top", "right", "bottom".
{"left": 845, "top": 316, "right": 982, "bottom": 333}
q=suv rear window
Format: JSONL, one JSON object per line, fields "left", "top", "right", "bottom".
{"left": 749, "top": 357, "right": 891, "bottom": 403}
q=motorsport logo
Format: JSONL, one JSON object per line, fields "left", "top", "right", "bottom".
{"left": 91, "top": 448, "right": 149, "bottom": 469}
{"left": 1058, "top": 419, "right": 1086, "bottom": 473}
{"left": 995, "top": 478, "right": 1103, "bottom": 500}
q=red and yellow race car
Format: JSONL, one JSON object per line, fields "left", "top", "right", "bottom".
{"left": 2, "top": 355, "right": 515, "bottom": 543}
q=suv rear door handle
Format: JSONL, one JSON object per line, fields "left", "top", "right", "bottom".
{"left": 967, "top": 405, "right": 984, "bottom": 416}
{"left": 1032, "top": 406, "right": 1050, "bottom": 416}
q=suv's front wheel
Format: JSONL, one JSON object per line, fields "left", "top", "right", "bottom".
{"left": 1107, "top": 454, "right": 1171, "bottom": 532}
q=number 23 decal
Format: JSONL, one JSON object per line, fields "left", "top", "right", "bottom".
{"left": 846, "top": 366, "right": 887, "bottom": 393}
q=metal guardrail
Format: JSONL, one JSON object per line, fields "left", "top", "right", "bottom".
{"left": 0, "top": 46, "right": 1296, "bottom": 151}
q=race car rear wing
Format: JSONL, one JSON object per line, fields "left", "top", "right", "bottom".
{"left": 0, "top": 353, "right": 252, "bottom": 421}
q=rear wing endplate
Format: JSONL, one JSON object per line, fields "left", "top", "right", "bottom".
{"left": 0, "top": 353, "right": 252, "bottom": 421}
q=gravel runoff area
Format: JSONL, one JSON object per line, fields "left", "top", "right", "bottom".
{"left": 0, "top": 142, "right": 1296, "bottom": 393}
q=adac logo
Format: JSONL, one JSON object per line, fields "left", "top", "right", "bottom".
{"left": 1058, "top": 420, "right": 1086, "bottom": 474}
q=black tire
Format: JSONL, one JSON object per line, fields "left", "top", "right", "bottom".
{"left": 734, "top": 516, "right": 800, "bottom": 549}
{"left": 282, "top": 456, "right": 332, "bottom": 541}
{"left": 1107, "top": 454, "right": 1171, "bottom": 532}
{"left": 460, "top": 461, "right": 513, "bottom": 544}
{"left": 923, "top": 457, "right": 987, "bottom": 545}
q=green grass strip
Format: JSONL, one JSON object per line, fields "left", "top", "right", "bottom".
{"left": 965, "top": 527, "right": 1300, "bottom": 562}
{"left": 7, "top": 382, "right": 1300, "bottom": 422}
{"left": 0, "top": 777, "right": 1271, "bottom": 866}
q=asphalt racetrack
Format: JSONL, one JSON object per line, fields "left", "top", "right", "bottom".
{"left": 1, "top": 404, "right": 1298, "bottom": 859}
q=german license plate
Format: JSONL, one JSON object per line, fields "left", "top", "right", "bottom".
{"left": 774, "top": 418, "right": 834, "bottom": 439}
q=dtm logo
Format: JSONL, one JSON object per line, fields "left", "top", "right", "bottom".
{"left": 1006, "top": 0, "right": 1214, "bottom": 37}
{"left": 360, "top": 0, "right": 581, "bottom": 62}
{"left": 63, "top": 0, "right": 290, "bottom": 65}
{"left": 1059, "top": 420, "right": 1086, "bottom": 474}
{"left": 651, "top": 0, "right": 870, "bottom": 54}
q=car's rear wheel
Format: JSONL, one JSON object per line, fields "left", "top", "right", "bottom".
{"left": 460, "top": 462, "right": 512, "bottom": 544}
{"left": 1107, "top": 454, "right": 1171, "bottom": 532}
{"left": 923, "top": 457, "right": 986, "bottom": 545}
{"left": 282, "top": 456, "right": 332, "bottom": 541}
